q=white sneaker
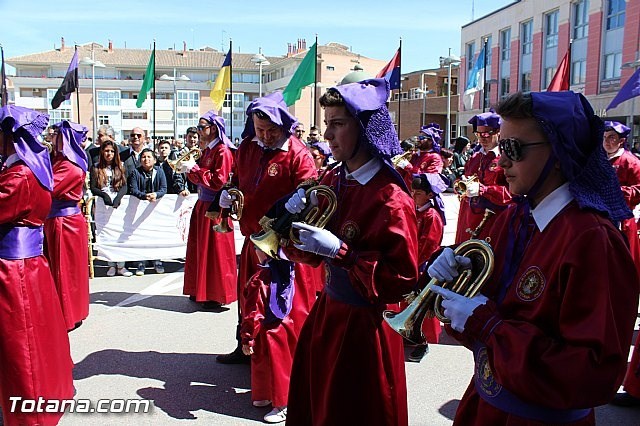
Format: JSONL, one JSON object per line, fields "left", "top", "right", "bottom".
{"left": 154, "top": 262, "right": 165, "bottom": 274}
{"left": 252, "top": 400, "right": 271, "bottom": 407}
{"left": 264, "top": 407, "right": 286, "bottom": 423}
{"left": 106, "top": 266, "right": 116, "bottom": 277}
{"left": 118, "top": 268, "right": 133, "bottom": 277}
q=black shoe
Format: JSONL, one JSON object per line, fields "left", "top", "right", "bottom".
{"left": 408, "top": 344, "right": 429, "bottom": 362}
{"left": 69, "top": 321, "right": 83, "bottom": 332}
{"left": 611, "top": 392, "right": 640, "bottom": 407}
{"left": 188, "top": 295, "right": 196, "bottom": 302}
{"left": 202, "top": 301, "right": 223, "bottom": 310}
{"left": 216, "top": 347, "right": 251, "bottom": 364}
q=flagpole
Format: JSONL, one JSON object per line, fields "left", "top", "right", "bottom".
{"left": 0, "top": 44, "right": 7, "bottom": 107}
{"left": 397, "top": 38, "right": 402, "bottom": 138}
{"left": 314, "top": 34, "right": 318, "bottom": 128}
{"left": 75, "top": 45, "right": 80, "bottom": 123}
{"left": 153, "top": 41, "right": 156, "bottom": 150}
{"left": 229, "top": 39, "right": 233, "bottom": 141}
{"left": 482, "top": 37, "right": 488, "bottom": 112}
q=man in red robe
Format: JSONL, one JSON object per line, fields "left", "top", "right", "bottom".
{"left": 397, "top": 123, "right": 444, "bottom": 187}
{"left": 0, "top": 105, "right": 74, "bottom": 426}
{"left": 455, "top": 112, "right": 511, "bottom": 243}
{"left": 45, "top": 120, "right": 90, "bottom": 331}
{"left": 429, "top": 92, "right": 639, "bottom": 425}
{"left": 216, "top": 92, "right": 321, "bottom": 365}
{"left": 284, "top": 78, "right": 418, "bottom": 426}
{"left": 181, "top": 111, "right": 237, "bottom": 309}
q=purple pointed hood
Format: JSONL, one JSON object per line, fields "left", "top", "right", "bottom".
{"left": 241, "top": 92, "right": 298, "bottom": 140}
{"left": 52, "top": 120, "right": 89, "bottom": 171}
{"left": 200, "top": 110, "right": 235, "bottom": 149}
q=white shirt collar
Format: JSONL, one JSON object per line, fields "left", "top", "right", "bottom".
{"left": 479, "top": 145, "right": 500, "bottom": 156}
{"left": 417, "top": 200, "right": 434, "bottom": 212}
{"left": 531, "top": 183, "right": 573, "bottom": 232}
{"left": 608, "top": 147, "right": 625, "bottom": 160}
{"left": 254, "top": 135, "right": 290, "bottom": 152}
{"left": 344, "top": 158, "right": 382, "bottom": 185}
{"left": 207, "top": 137, "right": 220, "bottom": 150}
{"left": 3, "top": 153, "right": 20, "bottom": 168}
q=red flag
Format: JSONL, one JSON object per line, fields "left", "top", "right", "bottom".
{"left": 547, "top": 46, "right": 571, "bottom": 92}
{"left": 376, "top": 48, "right": 401, "bottom": 90}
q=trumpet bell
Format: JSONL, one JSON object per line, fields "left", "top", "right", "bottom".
{"left": 212, "top": 217, "right": 233, "bottom": 233}
{"left": 382, "top": 309, "right": 426, "bottom": 345}
{"left": 168, "top": 147, "right": 201, "bottom": 171}
{"left": 250, "top": 230, "right": 282, "bottom": 259}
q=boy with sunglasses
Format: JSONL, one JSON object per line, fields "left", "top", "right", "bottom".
{"left": 427, "top": 91, "right": 639, "bottom": 425}
{"left": 396, "top": 124, "right": 444, "bottom": 188}
{"left": 455, "top": 112, "right": 511, "bottom": 243}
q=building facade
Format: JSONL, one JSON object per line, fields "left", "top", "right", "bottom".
{"left": 460, "top": 0, "right": 638, "bottom": 140}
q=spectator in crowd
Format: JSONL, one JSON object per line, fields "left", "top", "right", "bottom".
{"left": 123, "top": 127, "right": 149, "bottom": 179}
{"left": 308, "top": 141, "right": 331, "bottom": 172}
{"left": 87, "top": 124, "right": 125, "bottom": 171}
{"left": 185, "top": 126, "right": 199, "bottom": 149}
{"left": 45, "top": 120, "right": 90, "bottom": 331}
{"left": 128, "top": 148, "right": 167, "bottom": 276}
{"left": 0, "top": 105, "right": 74, "bottom": 426}
{"left": 158, "top": 140, "right": 188, "bottom": 196}
{"left": 631, "top": 141, "right": 640, "bottom": 159}
{"left": 44, "top": 125, "right": 55, "bottom": 144}
{"left": 307, "top": 126, "right": 321, "bottom": 143}
{"left": 90, "top": 140, "right": 130, "bottom": 276}
{"left": 428, "top": 91, "right": 639, "bottom": 425}
{"left": 440, "top": 147, "right": 456, "bottom": 190}
{"left": 294, "top": 122, "right": 305, "bottom": 141}
{"left": 452, "top": 136, "right": 471, "bottom": 179}
{"left": 172, "top": 137, "right": 184, "bottom": 151}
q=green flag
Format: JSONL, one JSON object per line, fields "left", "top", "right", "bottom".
{"left": 282, "top": 42, "right": 317, "bottom": 106}
{"left": 136, "top": 49, "right": 155, "bottom": 108}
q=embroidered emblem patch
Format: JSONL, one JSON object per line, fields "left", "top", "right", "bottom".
{"left": 420, "top": 162, "right": 429, "bottom": 171}
{"left": 475, "top": 347, "right": 502, "bottom": 397}
{"left": 267, "top": 163, "right": 280, "bottom": 177}
{"left": 516, "top": 266, "right": 546, "bottom": 301}
{"left": 489, "top": 161, "right": 498, "bottom": 172}
{"left": 340, "top": 221, "right": 359, "bottom": 242}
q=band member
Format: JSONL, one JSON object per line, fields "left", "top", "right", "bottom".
{"left": 181, "top": 111, "right": 237, "bottom": 308}
{"left": 45, "top": 120, "right": 90, "bottom": 331}
{"left": 0, "top": 105, "right": 74, "bottom": 426}
{"left": 284, "top": 78, "right": 418, "bottom": 426}
{"left": 397, "top": 123, "right": 444, "bottom": 187}
{"left": 428, "top": 91, "right": 639, "bottom": 425}
{"left": 216, "top": 92, "right": 321, "bottom": 364}
{"left": 455, "top": 111, "right": 511, "bottom": 243}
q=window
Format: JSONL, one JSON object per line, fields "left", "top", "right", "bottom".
{"left": 571, "top": 60, "right": 587, "bottom": 84}
{"left": 177, "top": 112, "right": 198, "bottom": 130}
{"left": 122, "top": 112, "right": 148, "bottom": 120}
{"left": 520, "top": 72, "right": 532, "bottom": 92}
{"left": 604, "top": 52, "right": 622, "bottom": 79}
{"left": 466, "top": 42, "right": 475, "bottom": 77}
{"left": 573, "top": 0, "right": 589, "bottom": 39}
{"left": 97, "top": 90, "right": 120, "bottom": 107}
{"left": 545, "top": 11, "right": 559, "bottom": 48}
{"left": 177, "top": 90, "right": 199, "bottom": 108}
{"left": 409, "top": 88, "right": 423, "bottom": 100}
{"left": 607, "top": 0, "right": 625, "bottom": 30}
{"left": 46, "top": 89, "right": 70, "bottom": 106}
{"left": 326, "top": 66, "right": 335, "bottom": 71}
{"left": 48, "top": 109, "right": 72, "bottom": 122}
{"left": 484, "top": 36, "right": 493, "bottom": 66}
{"left": 544, "top": 67, "right": 556, "bottom": 88}
{"left": 232, "top": 73, "right": 260, "bottom": 84}
{"left": 521, "top": 20, "right": 533, "bottom": 55}
{"left": 233, "top": 93, "right": 244, "bottom": 109}
{"left": 500, "top": 28, "right": 511, "bottom": 61}
{"left": 98, "top": 115, "right": 110, "bottom": 125}
{"left": 500, "top": 77, "right": 510, "bottom": 99}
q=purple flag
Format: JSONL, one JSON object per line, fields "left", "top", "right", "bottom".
{"left": 51, "top": 49, "right": 79, "bottom": 109}
{"left": 607, "top": 67, "right": 640, "bottom": 111}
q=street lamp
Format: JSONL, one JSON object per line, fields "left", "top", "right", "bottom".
{"left": 251, "top": 49, "right": 270, "bottom": 97}
{"left": 417, "top": 72, "right": 436, "bottom": 127}
{"left": 160, "top": 69, "right": 190, "bottom": 139}
{"left": 621, "top": 59, "right": 640, "bottom": 142}
{"left": 80, "top": 51, "right": 105, "bottom": 143}
{"left": 440, "top": 49, "right": 461, "bottom": 148}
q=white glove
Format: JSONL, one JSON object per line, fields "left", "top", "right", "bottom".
{"left": 178, "top": 158, "right": 196, "bottom": 173}
{"left": 284, "top": 188, "right": 318, "bottom": 214}
{"left": 430, "top": 285, "right": 488, "bottom": 332}
{"left": 397, "top": 159, "right": 411, "bottom": 170}
{"left": 465, "top": 181, "right": 480, "bottom": 197}
{"left": 427, "top": 247, "right": 472, "bottom": 282}
{"left": 219, "top": 189, "right": 235, "bottom": 209}
{"left": 291, "top": 222, "right": 341, "bottom": 258}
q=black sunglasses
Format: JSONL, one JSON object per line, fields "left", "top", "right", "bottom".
{"left": 130, "top": 133, "right": 143, "bottom": 138}
{"left": 498, "top": 138, "right": 546, "bottom": 162}
{"left": 196, "top": 124, "right": 211, "bottom": 131}
{"left": 474, "top": 129, "right": 499, "bottom": 138}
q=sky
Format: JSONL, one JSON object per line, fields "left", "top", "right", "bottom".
{"left": 0, "top": 0, "right": 513, "bottom": 74}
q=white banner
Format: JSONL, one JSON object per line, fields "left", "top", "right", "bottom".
{"left": 94, "top": 194, "right": 198, "bottom": 262}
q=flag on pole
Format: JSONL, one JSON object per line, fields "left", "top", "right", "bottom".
{"left": 210, "top": 49, "right": 232, "bottom": 111}
{"left": 0, "top": 45, "right": 8, "bottom": 107}
{"left": 376, "top": 48, "right": 401, "bottom": 90}
{"left": 547, "top": 46, "right": 571, "bottom": 92}
{"left": 51, "top": 48, "right": 79, "bottom": 109}
{"left": 607, "top": 67, "right": 640, "bottom": 111}
{"left": 283, "top": 42, "right": 317, "bottom": 106}
{"left": 136, "top": 49, "right": 155, "bottom": 108}
{"left": 462, "top": 44, "right": 486, "bottom": 110}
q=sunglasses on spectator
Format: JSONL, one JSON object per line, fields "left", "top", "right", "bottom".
{"left": 474, "top": 130, "right": 499, "bottom": 138}
{"left": 309, "top": 133, "right": 318, "bottom": 137}
{"left": 130, "top": 133, "right": 143, "bottom": 138}
{"left": 196, "top": 124, "right": 211, "bottom": 131}
{"left": 498, "top": 138, "right": 546, "bottom": 162}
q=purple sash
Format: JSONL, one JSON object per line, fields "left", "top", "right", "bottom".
{"left": 47, "top": 199, "right": 81, "bottom": 218}
{"left": 325, "top": 263, "right": 372, "bottom": 307}
{"left": 197, "top": 185, "right": 217, "bottom": 202}
{"left": 264, "top": 259, "right": 295, "bottom": 323}
{"left": 473, "top": 343, "right": 591, "bottom": 423}
{"left": 0, "top": 226, "right": 44, "bottom": 260}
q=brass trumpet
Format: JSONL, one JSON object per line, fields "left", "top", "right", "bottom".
{"left": 453, "top": 174, "right": 479, "bottom": 196}
{"left": 383, "top": 209, "right": 495, "bottom": 345}
{"left": 250, "top": 184, "right": 337, "bottom": 259}
{"left": 168, "top": 147, "right": 201, "bottom": 171}
{"left": 212, "top": 191, "right": 244, "bottom": 233}
{"left": 391, "top": 149, "right": 416, "bottom": 169}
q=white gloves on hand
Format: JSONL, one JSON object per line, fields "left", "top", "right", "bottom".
{"left": 219, "top": 189, "right": 235, "bottom": 209}
{"left": 291, "top": 222, "right": 341, "bottom": 258}
{"left": 397, "top": 159, "right": 411, "bottom": 170}
{"left": 284, "top": 188, "right": 318, "bottom": 214}
{"left": 465, "top": 181, "right": 480, "bottom": 197}
{"left": 178, "top": 158, "right": 196, "bottom": 173}
{"left": 427, "top": 247, "right": 472, "bottom": 282}
{"left": 430, "top": 285, "right": 488, "bottom": 332}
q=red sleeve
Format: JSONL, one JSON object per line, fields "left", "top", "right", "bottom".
{"left": 187, "top": 146, "right": 233, "bottom": 191}
{"left": 618, "top": 154, "right": 640, "bottom": 207}
{"left": 52, "top": 158, "right": 85, "bottom": 201}
{"left": 240, "top": 268, "right": 268, "bottom": 348}
{"left": 0, "top": 166, "right": 33, "bottom": 225}
{"left": 417, "top": 209, "right": 444, "bottom": 265}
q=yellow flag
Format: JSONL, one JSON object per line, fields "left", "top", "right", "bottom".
{"left": 210, "top": 49, "right": 231, "bottom": 111}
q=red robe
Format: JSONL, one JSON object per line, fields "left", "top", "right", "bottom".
{"left": 285, "top": 164, "right": 418, "bottom": 426}
{"left": 234, "top": 136, "right": 322, "bottom": 334}
{"left": 449, "top": 201, "right": 639, "bottom": 425}
{"left": 44, "top": 154, "right": 89, "bottom": 330}
{"left": 241, "top": 266, "right": 298, "bottom": 407}
{"left": 455, "top": 149, "right": 511, "bottom": 243}
{"left": 0, "top": 162, "right": 74, "bottom": 426}
{"left": 183, "top": 142, "right": 237, "bottom": 304}
{"left": 399, "top": 150, "right": 443, "bottom": 188}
